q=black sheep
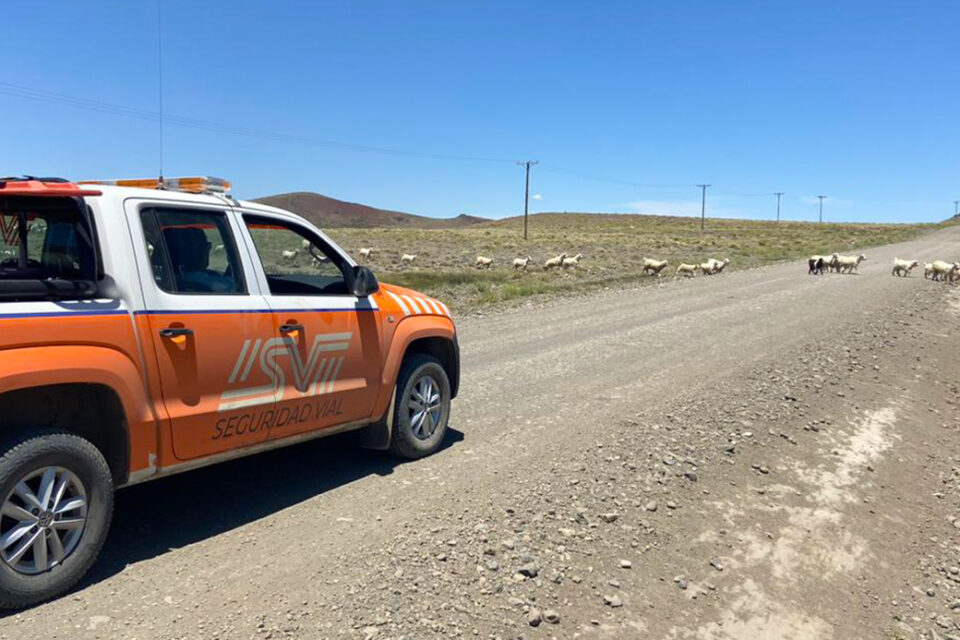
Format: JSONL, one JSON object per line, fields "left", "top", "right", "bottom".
{"left": 808, "top": 257, "right": 825, "bottom": 275}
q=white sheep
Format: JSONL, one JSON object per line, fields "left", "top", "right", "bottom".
{"left": 300, "top": 238, "right": 311, "bottom": 250}
{"left": 676, "top": 262, "right": 698, "bottom": 277}
{"left": 929, "top": 260, "right": 958, "bottom": 282}
{"left": 212, "top": 243, "right": 225, "bottom": 253}
{"left": 512, "top": 256, "right": 532, "bottom": 270}
{"left": 358, "top": 247, "right": 373, "bottom": 259}
{"left": 543, "top": 253, "right": 567, "bottom": 270}
{"left": 923, "top": 262, "right": 934, "bottom": 279}
{"left": 561, "top": 253, "right": 583, "bottom": 269}
{"left": 836, "top": 253, "right": 866, "bottom": 274}
{"left": 698, "top": 261, "right": 717, "bottom": 276}
{"left": 400, "top": 253, "right": 417, "bottom": 264}
{"left": 891, "top": 258, "right": 919, "bottom": 277}
{"left": 475, "top": 255, "right": 494, "bottom": 269}
{"left": 708, "top": 257, "right": 730, "bottom": 274}
{"left": 641, "top": 258, "right": 669, "bottom": 276}
{"left": 281, "top": 249, "right": 299, "bottom": 261}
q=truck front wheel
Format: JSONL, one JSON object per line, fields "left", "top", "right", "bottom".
{"left": 389, "top": 354, "right": 451, "bottom": 459}
{"left": 0, "top": 431, "right": 114, "bottom": 609}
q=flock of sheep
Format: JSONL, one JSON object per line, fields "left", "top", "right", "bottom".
{"left": 807, "top": 252, "right": 960, "bottom": 282}
{"left": 280, "top": 242, "right": 960, "bottom": 285}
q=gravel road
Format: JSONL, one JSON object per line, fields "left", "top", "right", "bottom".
{"left": 3, "top": 226, "right": 960, "bottom": 640}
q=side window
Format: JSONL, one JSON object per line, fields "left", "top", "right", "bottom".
{"left": 243, "top": 215, "right": 349, "bottom": 296}
{"left": 0, "top": 204, "right": 95, "bottom": 280}
{"left": 140, "top": 207, "right": 246, "bottom": 295}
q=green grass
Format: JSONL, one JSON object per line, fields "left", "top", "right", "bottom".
{"left": 317, "top": 213, "right": 941, "bottom": 313}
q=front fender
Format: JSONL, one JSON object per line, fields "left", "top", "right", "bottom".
{"left": 372, "top": 315, "right": 457, "bottom": 420}
{"left": 0, "top": 345, "right": 157, "bottom": 477}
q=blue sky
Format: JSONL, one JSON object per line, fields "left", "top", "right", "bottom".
{"left": 2, "top": 1, "right": 957, "bottom": 222}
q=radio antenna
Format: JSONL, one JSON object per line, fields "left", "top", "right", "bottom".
{"left": 156, "top": 0, "right": 165, "bottom": 187}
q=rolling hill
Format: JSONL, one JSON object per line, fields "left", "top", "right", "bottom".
{"left": 253, "top": 192, "right": 487, "bottom": 229}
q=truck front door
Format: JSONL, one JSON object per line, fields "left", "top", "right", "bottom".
{"left": 240, "top": 213, "right": 383, "bottom": 440}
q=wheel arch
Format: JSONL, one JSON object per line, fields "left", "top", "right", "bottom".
{"left": 0, "top": 383, "right": 129, "bottom": 486}
{"left": 0, "top": 346, "right": 158, "bottom": 486}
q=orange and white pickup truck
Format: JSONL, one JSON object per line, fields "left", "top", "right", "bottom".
{"left": 0, "top": 176, "right": 459, "bottom": 608}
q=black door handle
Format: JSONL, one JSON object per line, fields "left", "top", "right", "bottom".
{"left": 159, "top": 328, "right": 193, "bottom": 338}
{"left": 280, "top": 323, "right": 304, "bottom": 334}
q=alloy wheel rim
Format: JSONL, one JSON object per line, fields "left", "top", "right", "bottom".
{"left": 0, "top": 466, "right": 88, "bottom": 575}
{"left": 407, "top": 375, "right": 443, "bottom": 440}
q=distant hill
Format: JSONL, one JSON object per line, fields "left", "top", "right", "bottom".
{"left": 253, "top": 192, "right": 488, "bottom": 229}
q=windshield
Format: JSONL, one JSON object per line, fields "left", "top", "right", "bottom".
{"left": 0, "top": 196, "right": 97, "bottom": 281}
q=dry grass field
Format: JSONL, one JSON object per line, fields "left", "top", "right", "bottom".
{"left": 315, "top": 213, "right": 940, "bottom": 313}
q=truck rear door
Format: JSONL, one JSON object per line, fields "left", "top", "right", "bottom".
{"left": 130, "top": 200, "right": 277, "bottom": 460}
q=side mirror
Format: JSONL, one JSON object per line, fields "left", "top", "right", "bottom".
{"left": 349, "top": 265, "right": 380, "bottom": 297}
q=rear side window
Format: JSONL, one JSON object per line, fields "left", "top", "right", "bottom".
{"left": 0, "top": 196, "right": 96, "bottom": 281}
{"left": 140, "top": 207, "right": 246, "bottom": 295}
{"left": 243, "top": 215, "right": 349, "bottom": 296}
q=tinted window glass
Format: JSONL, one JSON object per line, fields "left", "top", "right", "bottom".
{"left": 141, "top": 207, "right": 246, "bottom": 295}
{"left": 243, "top": 215, "right": 348, "bottom": 296}
{"left": 0, "top": 197, "right": 96, "bottom": 281}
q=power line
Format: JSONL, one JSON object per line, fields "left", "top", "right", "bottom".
{"left": 0, "top": 82, "right": 515, "bottom": 164}
{"left": 517, "top": 161, "right": 538, "bottom": 240}
{"left": 539, "top": 165, "right": 693, "bottom": 189}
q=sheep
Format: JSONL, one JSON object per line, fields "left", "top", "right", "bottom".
{"left": 358, "top": 247, "right": 373, "bottom": 260}
{"left": 929, "top": 260, "right": 957, "bottom": 282}
{"left": 400, "top": 253, "right": 417, "bottom": 264}
{"left": 808, "top": 256, "right": 825, "bottom": 275}
{"left": 561, "top": 253, "right": 583, "bottom": 269}
{"left": 312, "top": 255, "right": 330, "bottom": 267}
{"left": 950, "top": 263, "right": 960, "bottom": 284}
{"left": 708, "top": 257, "right": 730, "bottom": 274}
{"left": 512, "top": 256, "right": 532, "bottom": 270}
{"left": 891, "top": 258, "right": 919, "bottom": 277}
{"left": 923, "top": 262, "right": 934, "bottom": 279}
{"left": 641, "top": 258, "right": 669, "bottom": 276}
{"left": 812, "top": 253, "right": 840, "bottom": 273}
{"left": 543, "top": 253, "right": 567, "bottom": 270}
{"left": 836, "top": 253, "right": 867, "bottom": 274}
{"left": 699, "top": 261, "right": 717, "bottom": 275}
{"left": 300, "top": 238, "right": 311, "bottom": 250}
{"left": 212, "top": 243, "right": 225, "bottom": 253}
{"left": 281, "top": 249, "right": 299, "bottom": 261}
{"left": 676, "top": 262, "right": 698, "bottom": 277}
{"left": 475, "top": 255, "right": 494, "bottom": 269}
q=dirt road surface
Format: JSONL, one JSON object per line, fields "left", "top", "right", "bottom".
{"left": 3, "top": 227, "right": 960, "bottom": 640}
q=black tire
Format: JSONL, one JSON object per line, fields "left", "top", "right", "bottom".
{"left": 388, "top": 354, "right": 451, "bottom": 459}
{"left": 0, "top": 431, "right": 114, "bottom": 609}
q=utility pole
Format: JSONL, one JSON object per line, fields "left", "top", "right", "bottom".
{"left": 954, "top": 200, "right": 958, "bottom": 217}
{"left": 774, "top": 192, "right": 784, "bottom": 223}
{"left": 697, "top": 184, "right": 710, "bottom": 231}
{"left": 517, "top": 161, "right": 538, "bottom": 240}
{"left": 817, "top": 195, "right": 826, "bottom": 223}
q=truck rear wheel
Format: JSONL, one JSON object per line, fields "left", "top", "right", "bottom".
{"left": 0, "top": 431, "right": 114, "bottom": 609}
{"left": 389, "top": 354, "right": 451, "bottom": 459}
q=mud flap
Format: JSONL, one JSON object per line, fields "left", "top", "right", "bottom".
{"left": 357, "top": 387, "right": 395, "bottom": 450}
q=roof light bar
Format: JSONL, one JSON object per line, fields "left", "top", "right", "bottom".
{"left": 78, "top": 176, "right": 231, "bottom": 194}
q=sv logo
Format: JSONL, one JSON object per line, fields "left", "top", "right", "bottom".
{"left": 217, "top": 332, "right": 352, "bottom": 412}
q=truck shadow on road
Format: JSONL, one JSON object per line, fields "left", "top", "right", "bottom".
{"left": 82, "top": 426, "right": 464, "bottom": 590}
